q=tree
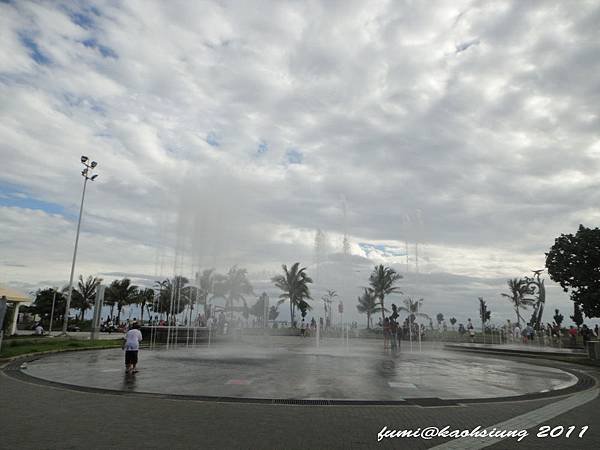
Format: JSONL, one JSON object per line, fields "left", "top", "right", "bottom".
{"left": 398, "top": 297, "right": 430, "bottom": 327}
{"left": 449, "top": 317, "right": 457, "bottom": 330}
{"left": 106, "top": 279, "right": 138, "bottom": 323}
{"left": 135, "top": 288, "right": 155, "bottom": 323}
{"left": 501, "top": 278, "right": 534, "bottom": 326}
{"left": 29, "top": 288, "right": 66, "bottom": 327}
{"left": 271, "top": 263, "right": 313, "bottom": 327}
{"left": 356, "top": 288, "right": 381, "bottom": 329}
{"left": 298, "top": 299, "right": 311, "bottom": 322}
{"left": 479, "top": 297, "right": 491, "bottom": 334}
{"left": 71, "top": 275, "right": 102, "bottom": 321}
{"left": 154, "top": 276, "right": 189, "bottom": 321}
{"left": 196, "top": 269, "right": 216, "bottom": 317}
{"left": 546, "top": 225, "right": 600, "bottom": 317}
{"left": 249, "top": 293, "right": 269, "bottom": 322}
{"left": 224, "top": 266, "right": 254, "bottom": 316}
{"left": 268, "top": 305, "right": 280, "bottom": 321}
{"left": 321, "top": 289, "right": 337, "bottom": 325}
{"left": 553, "top": 308, "right": 564, "bottom": 328}
{"left": 524, "top": 271, "right": 546, "bottom": 330}
{"left": 153, "top": 279, "right": 169, "bottom": 319}
{"left": 436, "top": 313, "right": 444, "bottom": 329}
{"left": 570, "top": 302, "right": 584, "bottom": 329}
{"left": 368, "top": 264, "right": 403, "bottom": 323}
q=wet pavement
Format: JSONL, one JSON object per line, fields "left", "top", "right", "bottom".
{"left": 21, "top": 336, "right": 578, "bottom": 401}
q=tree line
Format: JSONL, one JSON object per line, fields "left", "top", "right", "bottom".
{"left": 28, "top": 266, "right": 281, "bottom": 326}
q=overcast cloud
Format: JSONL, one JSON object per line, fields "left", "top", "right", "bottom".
{"left": 1, "top": 0, "right": 599, "bottom": 324}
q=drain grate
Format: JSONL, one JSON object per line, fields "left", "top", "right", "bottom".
{"left": 272, "top": 399, "right": 332, "bottom": 405}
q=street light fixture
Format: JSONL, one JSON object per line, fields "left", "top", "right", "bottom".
{"left": 62, "top": 156, "right": 99, "bottom": 334}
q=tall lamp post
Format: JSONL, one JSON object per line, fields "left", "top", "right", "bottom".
{"left": 62, "top": 156, "right": 99, "bottom": 334}
{"left": 49, "top": 286, "right": 58, "bottom": 334}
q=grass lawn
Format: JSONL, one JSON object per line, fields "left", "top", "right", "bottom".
{"left": 0, "top": 337, "right": 123, "bottom": 359}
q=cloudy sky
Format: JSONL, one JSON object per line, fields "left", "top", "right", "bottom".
{"left": 1, "top": 0, "right": 599, "bottom": 324}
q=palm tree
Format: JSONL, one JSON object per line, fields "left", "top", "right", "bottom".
{"left": 250, "top": 293, "right": 270, "bottom": 322}
{"left": 271, "top": 262, "right": 313, "bottom": 327}
{"left": 479, "top": 297, "right": 491, "bottom": 334}
{"left": 180, "top": 282, "right": 202, "bottom": 326}
{"left": 268, "top": 305, "right": 280, "bottom": 321}
{"left": 106, "top": 278, "right": 138, "bottom": 323}
{"left": 368, "top": 264, "right": 403, "bottom": 323}
{"left": 135, "top": 288, "right": 155, "bottom": 323}
{"left": 321, "top": 289, "right": 337, "bottom": 325}
{"left": 157, "top": 276, "right": 189, "bottom": 322}
{"left": 449, "top": 317, "right": 457, "bottom": 330}
{"left": 501, "top": 278, "right": 534, "bottom": 326}
{"left": 225, "top": 266, "right": 254, "bottom": 317}
{"left": 298, "top": 298, "right": 312, "bottom": 323}
{"left": 356, "top": 288, "right": 382, "bottom": 329}
{"left": 71, "top": 275, "right": 102, "bottom": 320}
{"left": 196, "top": 269, "right": 216, "bottom": 317}
{"left": 436, "top": 313, "right": 444, "bottom": 329}
{"left": 398, "top": 297, "right": 430, "bottom": 326}
{"left": 153, "top": 279, "right": 168, "bottom": 319}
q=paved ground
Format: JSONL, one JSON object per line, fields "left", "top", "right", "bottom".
{"left": 1, "top": 337, "right": 599, "bottom": 450}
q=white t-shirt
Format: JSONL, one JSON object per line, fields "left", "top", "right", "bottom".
{"left": 124, "top": 329, "right": 143, "bottom": 351}
{"left": 513, "top": 327, "right": 521, "bottom": 338}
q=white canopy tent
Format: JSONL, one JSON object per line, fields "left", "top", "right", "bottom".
{"left": 0, "top": 284, "right": 32, "bottom": 335}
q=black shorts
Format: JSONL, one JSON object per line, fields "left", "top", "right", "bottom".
{"left": 125, "top": 350, "right": 138, "bottom": 366}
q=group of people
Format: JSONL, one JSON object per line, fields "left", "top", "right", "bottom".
{"left": 382, "top": 317, "right": 427, "bottom": 348}
{"left": 512, "top": 321, "right": 599, "bottom": 346}
{"left": 381, "top": 304, "right": 420, "bottom": 350}
{"left": 101, "top": 317, "right": 140, "bottom": 333}
{"left": 567, "top": 324, "right": 598, "bottom": 345}
{"left": 454, "top": 318, "right": 600, "bottom": 347}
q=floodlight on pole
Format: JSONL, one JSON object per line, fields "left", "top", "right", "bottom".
{"left": 62, "top": 156, "right": 99, "bottom": 334}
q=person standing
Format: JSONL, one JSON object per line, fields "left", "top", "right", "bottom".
{"left": 525, "top": 323, "right": 534, "bottom": 343}
{"left": 467, "top": 319, "right": 475, "bottom": 343}
{"left": 383, "top": 317, "right": 390, "bottom": 350}
{"left": 34, "top": 322, "right": 44, "bottom": 336}
{"left": 568, "top": 326, "right": 577, "bottom": 346}
{"left": 513, "top": 324, "right": 521, "bottom": 342}
{"left": 123, "top": 322, "right": 143, "bottom": 374}
{"left": 389, "top": 319, "right": 397, "bottom": 351}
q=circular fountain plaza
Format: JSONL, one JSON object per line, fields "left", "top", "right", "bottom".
{"left": 13, "top": 335, "right": 585, "bottom": 406}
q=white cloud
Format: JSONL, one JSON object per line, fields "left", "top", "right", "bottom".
{"left": 1, "top": 0, "right": 599, "bottom": 323}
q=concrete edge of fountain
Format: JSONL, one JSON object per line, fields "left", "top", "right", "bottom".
{"left": 2, "top": 353, "right": 596, "bottom": 408}
{"left": 444, "top": 343, "right": 589, "bottom": 358}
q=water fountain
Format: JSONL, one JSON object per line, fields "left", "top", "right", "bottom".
{"left": 37, "top": 178, "right": 583, "bottom": 407}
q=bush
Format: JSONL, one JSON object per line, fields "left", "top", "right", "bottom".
{"left": 68, "top": 319, "right": 92, "bottom": 332}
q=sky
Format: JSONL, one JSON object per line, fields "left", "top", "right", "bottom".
{"left": 1, "top": 0, "right": 599, "bottom": 326}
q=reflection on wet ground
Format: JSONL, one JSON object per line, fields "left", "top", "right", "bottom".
{"left": 23, "top": 337, "right": 577, "bottom": 401}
